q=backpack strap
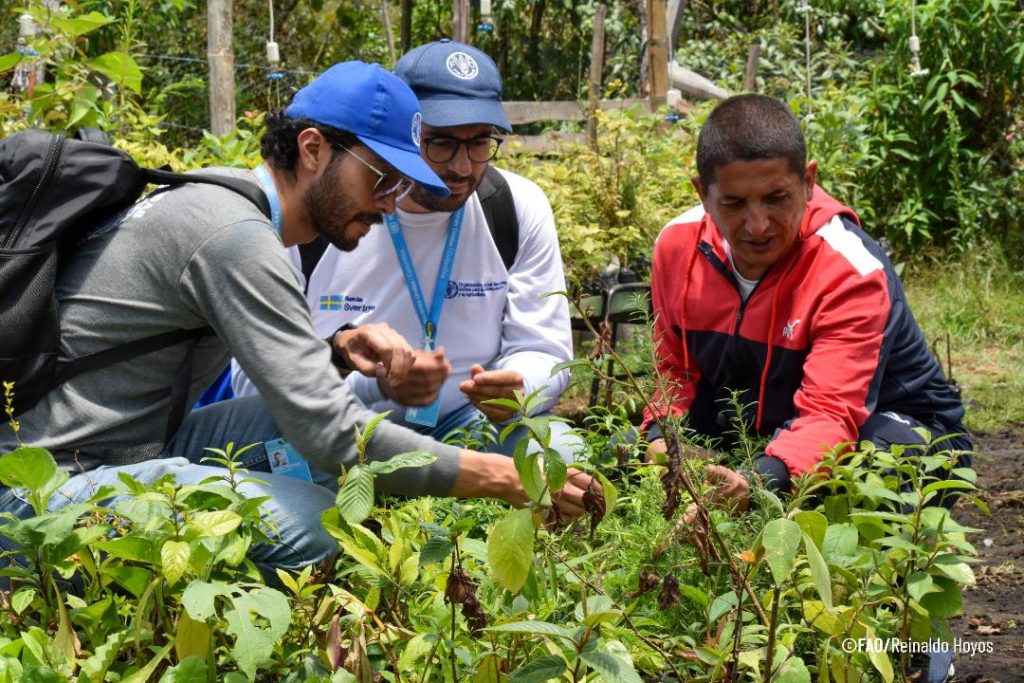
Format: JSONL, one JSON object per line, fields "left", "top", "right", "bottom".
{"left": 476, "top": 166, "right": 519, "bottom": 270}
{"left": 143, "top": 168, "right": 272, "bottom": 219}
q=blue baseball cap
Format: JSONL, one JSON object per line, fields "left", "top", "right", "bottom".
{"left": 395, "top": 40, "right": 511, "bottom": 132}
{"left": 285, "top": 61, "right": 448, "bottom": 197}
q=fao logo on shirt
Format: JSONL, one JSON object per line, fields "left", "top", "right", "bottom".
{"left": 445, "top": 281, "right": 507, "bottom": 299}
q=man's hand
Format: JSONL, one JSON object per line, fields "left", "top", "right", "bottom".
{"left": 377, "top": 347, "right": 452, "bottom": 406}
{"left": 451, "top": 451, "right": 600, "bottom": 521}
{"left": 682, "top": 464, "right": 750, "bottom": 524}
{"left": 333, "top": 323, "right": 414, "bottom": 388}
{"left": 458, "top": 364, "right": 525, "bottom": 423}
{"left": 646, "top": 437, "right": 668, "bottom": 462}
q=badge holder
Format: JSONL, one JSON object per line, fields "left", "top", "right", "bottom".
{"left": 265, "top": 437, "right": 313, "bottom": 481}
{"left": 405, "top": 336, "right": 442, "bottom": 428}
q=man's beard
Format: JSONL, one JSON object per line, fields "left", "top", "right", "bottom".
{"left": 407, "top": 169, "right": 483, "bottom": 212}
{"left": 304, "top": 159, "right": 380, "bottom": 252}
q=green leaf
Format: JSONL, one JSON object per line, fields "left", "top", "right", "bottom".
{"left": 801, "top": 531, "right": 833, "bottom": 610}
{"left": 484, "top": 620, "right": 575, "bottom": 641}
{"left": 175, "top": 609, "right": 211, "bottom": 662}
{"left": 418, "top": 537, "right": 452, "bottom": 566}
{"left": 487, "top": 508, "right": 536, "bottom": 593}
{"left": 367, "top": 450, "right": 436, "bottom": 475}
{"left": 773, "top": 649, "right": 811, "bottom": 683}
{"left": 95, "top": 536, "right": 157, "bottom": 563}
{"left": 822, "top": 522, "right": 858, "bottom": 561}
{"left": 0, "top": 447, "right": 58, "bottom": 493}
{"left": 11, "top": 588, "right": 36, "bottom": 615}
{"left": 356, "top": 410, "right": 392, "bottom": 448}
{"left": 516, "top": 452, "right": 547, "bottom": 505}
{"left": 0, "top": 52, "right": 22, "bottom": 73}
{"left": 79, "top": 630, "right": 128, "bottom": 683}
{"left": 907, "top": 572, "right": 935, "bottom": 603}
{"left": 181, "top": 580, "right": 232, "bottom": 622}
{"left": 508, "top": 654, "right": 567, "bottom": 683}
{"left": 188, "top": 510, "right": 242, "bottom": 537}
{"left": 223, "top": 586, "right": 291, "bottom": 679}
{"left": 50, "top": 11, "right": 116, "bottom": 37}
{"left": 519, "top": 417, "right": 551, "bottom": 444}
{"left": 161, "top": 540, "right": 191, "bottom": 585}
{"left": 865, "top": 625, "right": 894, "bottom": 683}
{"left": 543, "top": 449, "right": 567, "bottom": 493}
{"left": 709, "top": 590, "right": 739, "bottom": 623}
{"left": 158, "top": 656, "right": 208, "bottom": 683}
{"left": 934, "top": 560, "right": 975, "bottom": 585}
{"left": 578, "top": 650, "right": 643, "bottom": 683}
{"left": 336, "top": 465, "right": 375, "bottom": 524}
{"left": 398, "top": 633, "right": 437, "bottom": 670}
{"left": 761, "top": 518, "right": 801, "bottom": 585}
{"left": 104, "top": 565, "right": 152, "bottom": 598}
{"left": 794, "top": 510, "right": 827, "bottom": 549}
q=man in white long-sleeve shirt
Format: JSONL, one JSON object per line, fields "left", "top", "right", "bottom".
{"left": 233, "top": 41, "right": 581, "bottom": 461}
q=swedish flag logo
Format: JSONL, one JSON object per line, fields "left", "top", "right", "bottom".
{"left": 319, "top": 295, "right": 343, "bottom": 311}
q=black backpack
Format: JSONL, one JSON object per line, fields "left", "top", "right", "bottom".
{"left": 476, "top": 165, "right": 518, "bottom": 270}
{"left": 0, "top": 129, "right": 270, "bottom": 436}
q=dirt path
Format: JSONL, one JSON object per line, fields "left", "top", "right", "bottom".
{"left": 950, "top": 430, "right": 1024, "bottom": 682}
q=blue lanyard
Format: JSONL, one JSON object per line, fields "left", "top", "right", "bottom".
{"left": 252, "top": 164, "right": 283, "bottom": 236}
{"left": 384, "top": 207, "right": 465, "bottom": 343}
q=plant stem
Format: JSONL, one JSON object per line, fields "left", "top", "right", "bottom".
{"left": 763, "top": 585, "right": 781, "bottom": 683}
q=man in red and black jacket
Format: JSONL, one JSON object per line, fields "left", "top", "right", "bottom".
{"left": 643, "top": 94, "right": 970, "bottom": 514}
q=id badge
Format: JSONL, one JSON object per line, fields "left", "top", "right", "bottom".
{"left": 405, "top": 337, "right": 442, "bottom": 428}
{"left": 265, "top": 437, "right": 313, "bottom": 481}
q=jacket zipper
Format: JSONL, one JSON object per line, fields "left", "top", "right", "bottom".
{"left": 5, "top": 135, "right": 64, "bottom": 250}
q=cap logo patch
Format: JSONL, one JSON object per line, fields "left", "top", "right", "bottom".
{"left": 446, "top": 52, "right": 479, "bottom": 80}
{"left": 411, "top": 112, "right": 422, "bottom": 147}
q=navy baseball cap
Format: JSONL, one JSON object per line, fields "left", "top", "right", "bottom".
{"left": 394, "top": 40, "right": 511, "bottom": 132}
{"left": 285, "top": 61, "right": 448, "bottom": 197}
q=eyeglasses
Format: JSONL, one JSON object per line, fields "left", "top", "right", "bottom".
{"left": 335, "top": 144, "right": 415, "bottom": 203}
{"left": 423, "top": 135, "right": 503, "bottom": 164}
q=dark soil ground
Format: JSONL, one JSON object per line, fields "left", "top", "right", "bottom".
{"left": 949, "top": 429, "right": 1024, "bottom": 682}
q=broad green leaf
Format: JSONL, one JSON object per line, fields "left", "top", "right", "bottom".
{"left": 802, "top": 600, "right": 843, "bottom": 636}
{"left": 418, "top": 537, "right": 452, "bottom": 566}
{"left": 578, "top": 650, "right": 643, "bottom": 683}
{"left": 519, "top": 416, "right": 551, "bottom": 444}
{"left": 794, "top": 510, "right": 827, "bottom": 549}
{"left": 864, "top": 626, "right": 894, "bottom": 683}
{"left": 95, "top": 536, "right": 156, "bottom": 563}
{"left": 158, "top": 656, "right": 207, "bottom": 683}
{"left": 487, "top": 508, "right": 536, "bottom": 592}
{"left": 11, "top": 588, "right": 36, "bottom": 615}
{"left": 104, "top": 565, "right": 151, "bottom": 598}
{"left": 508, "top": 654, "right": 567, "bottom": 683}
{"left": 355, "top": 410, "right": 392, "bottom": 447}
{"left": 485, "top": 620, "right": 575, "bottom": 641}
{"left": 774, "top": 649, "right": 811, "bottom": 683}
{"left": 0, "top": 52, "right": 22, "bottom": 73}
{"left": 920, "top": 575, "right": 962, "bottom": 617}
{"left": 801, "top": 531, "right": 833, "bottom": 610}
{"left": 907, "top": 572, "right": 935, "bottom": 603}
{"left": 934, "top": 561, "right": 975, "bottom": 586}
{"left": 67, "top": 84, "right": 100, "bottom": 128}
{"left": 161, "top": 540, "right": 191, "bottom": 585}
{"left": 516, "top": 451, "right": 547, "bottom": 504}
{"left": 223, "top": 586, "right": 291, "bottom": 680}
{"left": 50, "top": 11, "right": 115, "bottom": 37}
{"left": 188, "top": 510, "right": 242, "bottom": 537}
{"left": 336, "top": 465, "right": 374, "bottom": 524}
{"left": 822, "top": 523, "right": 858, "bottom": 561}
{"left": 542, "top": 448, "right": 567, "bottom": 493}
{"left": 53, "top": 593, "right": 77, "bottom": 664}
{"left": 761, "top": 518, "right": 801, "bottom": 585}
{"left": 175, "top": 609, "right": 211, "bottom": 662}
{"left": 475, "top": 653, "right": 502, "bottom": 683}
{"left": 87, "top": 51, "right": 144, "bottom": 92}
{"left": 397, "top": 633, "right": 436, "bottom": 670}
{"left": 181, "top": 580, "right": 232, "bottom": 622}
{"left": 0, "top": 447, "right": 57, "bottom": 493}
{"left": 79, "top": 630, "right": 128, "bottom": 683}
{"left": 368, "top": 450, "right": 436, "bottom": 475}
{"left": 709, "top": 590, "right": 739, "bottom": 623}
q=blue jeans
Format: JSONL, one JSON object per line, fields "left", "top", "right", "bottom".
{"left": 411, "top": 401, "right": 586, "bottom": 463}
{"left": 0, "top": 397, "right": 338, "bottom": 576}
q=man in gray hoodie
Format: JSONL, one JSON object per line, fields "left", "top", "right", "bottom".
{"left": 0, "top": 62, "right": 595, "bottom": 575}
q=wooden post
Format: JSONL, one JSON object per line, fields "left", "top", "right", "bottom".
{"left": 743, "top": 42, "right": 761, "bottom": 92}
{"left": 207, "top": 0, "right": 235, "bottom": 135}
{"left": 453, "top": 0, "right": 470, "bottom": 43}
{"left": 400, "top": 0, "right": 413, "bottom": 54}
{"left": 647, "top": 0, "right": 669, "bottom": 108}
{"left": 587, "top": 5, "right": 607, "bottom": 148}
{"left": 381, "top": 0, "right": 396, "bottom": 64}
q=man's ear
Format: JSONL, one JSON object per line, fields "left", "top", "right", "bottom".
{"left": 691, "top": 176, "right": 708, "bottom": 204}
{"left": 296, "top": 128, "right": 329, "bottom": 174}
{"left": 803, "top": 160, "right": 819, "bottom": 199}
